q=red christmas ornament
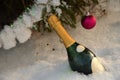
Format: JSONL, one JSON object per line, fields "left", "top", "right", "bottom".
{"left": 81, "top": 13, "right": 96, "bottom": 29}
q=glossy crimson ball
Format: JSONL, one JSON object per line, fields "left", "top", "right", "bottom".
{"left": 81, "top": 15, "right": 96, "bottom": 29}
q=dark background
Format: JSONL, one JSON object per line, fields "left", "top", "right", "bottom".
{"left": 0, "top": 0, "right": 34, "bottom": 31}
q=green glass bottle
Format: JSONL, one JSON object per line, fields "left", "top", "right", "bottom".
{"left": 48, "top": 15, "right": 105, "bottom": 75}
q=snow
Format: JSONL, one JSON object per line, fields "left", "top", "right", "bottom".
{"left": 0, "top": 11, "right": 120, "bottom": 80}
{"left": 0, "top": 26, "right": 16, "bottom": 49}
{"left": 108, "top": 0, "right": 120, "bottom": 12}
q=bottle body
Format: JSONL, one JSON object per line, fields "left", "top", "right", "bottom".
{"left": 67, "top": 42, "right": 96, "bottom": 74}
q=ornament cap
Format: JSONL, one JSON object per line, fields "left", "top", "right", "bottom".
{"left": 86, "top": 12, "right": 90, "bottom": 16}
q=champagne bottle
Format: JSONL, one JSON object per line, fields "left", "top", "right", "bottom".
{"left": 48, "top": 14, "right": 105, "bottom": 75}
